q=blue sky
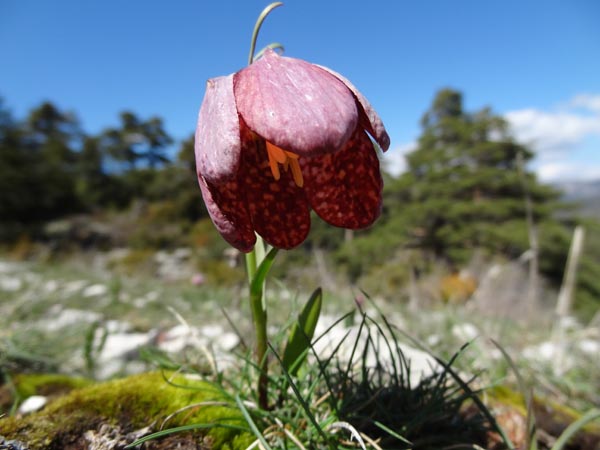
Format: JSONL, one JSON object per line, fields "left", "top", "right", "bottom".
{"left": 1, "top": 0, "right": 599, "bottom": 182}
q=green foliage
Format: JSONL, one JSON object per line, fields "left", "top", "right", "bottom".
{"left": 0, "top": 97, "right": 205, "bottom": 243}
{"left": 282, "top": 287, "right": 322, "bottom": 375}
{"left": 397, "top": 89, "right": 557, "bottom": 262}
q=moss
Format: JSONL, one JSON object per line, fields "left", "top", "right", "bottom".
{"left": 13, "top": 373, "right": 93, "bottom": 399}
{"left": 0, "top": 372, "right": 253, "bottom": 450}
{"left": 1, "top": 373, "right": 92, "bottom": 414}
{"left": 486, "top": 385, "right": 528, "bottom": 416}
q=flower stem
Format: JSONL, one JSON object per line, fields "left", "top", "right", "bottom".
{"left": 247, "top": 2, "right": 283, "bottom": 65}
{"left": 246, "top": 236, "right": 270, "bottom": 410}
{"left": 249, "top": 268, "right": 269, "bottom": 409}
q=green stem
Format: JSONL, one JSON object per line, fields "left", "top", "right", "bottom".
{"left": 245, "top": 249, "right": 257, "bottom": 285}
{"left": 247, "top": 2, "right": 283, "bottom": 65}
{"left": 249, "top": 276, "right": 269, "bottom": 409}
{"left": 245, "top": 236, "right": 268, "bottom": 410}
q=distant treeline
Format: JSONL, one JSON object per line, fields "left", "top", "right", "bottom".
{"left": 1, "top": 90, "right": 599, "bottom": 316}
{"left": 0, "top": 98, "right": 206, "bottom": 239}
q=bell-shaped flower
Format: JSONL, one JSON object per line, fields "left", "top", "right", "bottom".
{"left": 195, "top": 49, "right": 390, "bottom": 252}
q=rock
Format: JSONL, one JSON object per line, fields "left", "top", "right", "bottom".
{"left": 579, "top": 338, "right": 600, "bottom": 355}
{"left": 452, "top": 322, "right": 480, "bottom": 341}
{"left": 0, "top": 277, "right": 22, "bottom": 292}
{"left": 62, "top": 280, "right": 88, "bottom": 296}
{"left": 0, "top": 436, "right": 30, "bottom": 450}
{"left": 154, "top": 249, "right": 194, "bottom": 282}
{"left": 43, "top": 308, "right": 102, "bottom": 332}
{"left": 17, "top": 396, "right": 47, "bottom": 415}
{"left": 82, "top": 284, "right": 108, "bottom": 298}
{"left": 312, "top": 315, "right": 442, "bottom": 387}
{"left": 84, "top": 423, "right": 152, "bottom": 450}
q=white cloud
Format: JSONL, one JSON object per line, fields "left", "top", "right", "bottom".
{"left": 381, "top": 94, "right": 600, "bottom": 182}
{"left": 382, "top": 141, "right": 416, "bottom": 176}
{"left": 505, "top": 93, "right": 600, "bottom": 182}
{"left": 570, "top": 93, "right": 600, "bottom": 113}
{"left": 505, "top": 108, "right": 600, "bottom": 155}
{"left": 537, "top": 162, "right": 600, "bottom": 183}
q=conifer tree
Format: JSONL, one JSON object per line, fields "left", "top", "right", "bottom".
{"left": 394, "top": 88, "right": 560, "bottom": 264}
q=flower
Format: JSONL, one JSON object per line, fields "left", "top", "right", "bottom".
{"left": 195, "top": 49, "right": 390, "bottom": 252}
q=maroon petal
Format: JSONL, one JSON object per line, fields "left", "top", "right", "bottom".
{"left": 239, "top": 129, "right": 311, "bottom": 249}
{"left": 302, "top": 129, "right": 383, "bottom": 229}
{"left": 234, "top": 49, "right": 358, "bottom": 157}
{"left": 317, "top": 65, "right": 390, "bottom": 151}
{"left": 198, "top": 174, "right": 256, "bottom": 253}
{"left": 195, "top": 75, "right": 242, "bottom": 184}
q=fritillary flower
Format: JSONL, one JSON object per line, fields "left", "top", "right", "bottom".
{"left": 195, "top": 49, "right": 390, "bottom": 252}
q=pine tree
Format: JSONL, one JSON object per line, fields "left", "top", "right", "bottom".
{"left": 394, "top": 88, "right": 560, "bottom": 264}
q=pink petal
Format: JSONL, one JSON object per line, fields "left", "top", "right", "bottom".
{"left": 195, "top": 74, "right": 242, "bottom": 184}
{"left": 317, "top": 65, "right": 390, "bottom": 151}
{"left": 302, "top": 129, "right": 383, "bottom": 229}
{"left": 234, "top": 49, "right": 358, "bottom": 157}
{"left": 239, "top": 129, "right": 311, "bottom": 249}
{"left": 198, "top": 174, "right": 256, "bottom": 253}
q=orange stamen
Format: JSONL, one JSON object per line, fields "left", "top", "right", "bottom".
{"left": 265, "top": 141, "right": 304, "bottom": 188}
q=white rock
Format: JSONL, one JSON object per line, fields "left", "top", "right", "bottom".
{"left": 426, "top": 334, "right": 441, "bottom": 347}
{"left": 63, "top": 280, "right": 88, "bottom": 295}
{"left": 44, "top": 308, "right": 102, "bottom": 331}
{"left": 83, "top": 284, "right": 108, "bottom": 298}
{"left": 219, "top": 332, "right": 240, "bottom": 351}
{"left": 201, "top": 324, "right": 224, "bottom": 338}
{"left": 97, "top": 332, "right": 154, "bottom": 362}
{"left": 18, "top": 395, "right": 47, "bottom": 414}
{"left": 44, "top": 279, "right": 59, "bottom": 293}
{"left": 0, "top": 276, "right": 22, "bottom": 291}
{"left": 558, "top": 316, "right": 580, "bottom": 331}
{"left": 0, "top": 261, "right": 16, "bottom": 273}
{"left": 579, "top": 339, "right": 599, "bottom": 355}
{"left": 157, "top": 324, "right": 193, "bottom": 353}
{"left": 132, "top": 297, "right": 149, "bottom": 308}
{"left": 523, "top": 341, "right": 562, "bottom": 362}
{"left": 103, "top": 320, "right": 131, "bottom": 334}
{"left": 312, "top": 315, "right": 441, "bottom": 387}
{"left": 452, "top": 323, "right": 479, "bottom": 342}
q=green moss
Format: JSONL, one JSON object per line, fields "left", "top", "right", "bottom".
{"left": 0, "top": 372, "right": 253, "bottom": 450}
{"left": 486, "top": 385, "right": 528, "bottom": 416}
{"left": 13, "top": 373, "right": 93, "bottom": 399}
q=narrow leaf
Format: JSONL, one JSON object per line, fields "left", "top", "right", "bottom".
{"left": 250, "top": 246, "right": 279, "bottom": 298}
{"left": 550, "top": 408, "right": 600, "bottom": 450}
{"left": 235, "top": 394, "right": 273, "bottom": 450}
{"left": 282, "top": 287, "right": 322, "bottom": 375}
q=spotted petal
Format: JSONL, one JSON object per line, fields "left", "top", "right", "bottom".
{"left": 302, "top": 129, "right": 383, "bottom": 229}
{"left": 234, "top": 49, "right": 358, "bottom": 157}
{"left": 240, "top": 130, "right": 311, "bottom": 249}
{"left": 195, "top": 74, "right": 241, "bottom": 184}
{"left": 317, "top": 65, "right": 390, "bottom": 151}
{"left": 198, "top": 174, "right": 256, "bottom": 253}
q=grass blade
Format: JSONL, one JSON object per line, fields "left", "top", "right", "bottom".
{"left": 235, "top": 394, "right": 273, "bottom": 450}
{"left": 550, "top": 408, "right": 600, "bottom": 450}
{"left": 282, "top": 287, "right": 322, "bottom": 376}
{"left": 125, "top": 422, "right": 250, "bottom": 448}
